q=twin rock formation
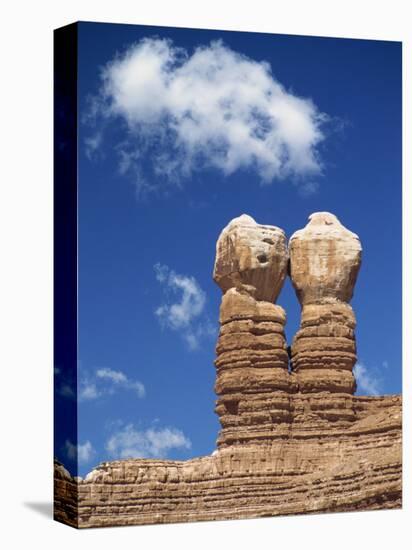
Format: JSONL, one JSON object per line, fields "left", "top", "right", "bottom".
{"left": 55, "top": 212, "right": 401, "bottom": 528}
{"left": 214, "top": 212, "right": 362, "bottom": 447}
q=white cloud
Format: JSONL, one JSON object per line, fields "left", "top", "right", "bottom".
{"left": 78, "top": 441, "right": 96, "bottom": 464}
{"left": 96, "top": 367, "right": 146, "bottom": 397}
{"left": 154, "top": 263, "right": 215, "bottom": 349}
{"left": 154, "top": 264, "right": 205, "bottom": 329}
{"left": 56, "top": 365, "right": 146, "bottom": 401}
{"left": 97, "top": 367, "right": 128, "bottom": 383}
{"left": 106, "top": 424, "right": 191, "bottom": 459}
{"left": 79, "top": 381, "right": 99, "bottom": 401}
{"left": 183, "top": 320, "right": 217, "bottom": 351}
{"left": 79, "top": 368, "right": 145, "bottom": 401}
{"left": 88, "top": 38, "right": 326, "bottom": 194}
{"left": 84, "top": 131, "right": 102, "bottom": 160}
{"left": 354, "top": 361, "right": 383, "bottom": 396}
{"left": 154, "top": 262, "right": 169, "bottom": 283}
{"left": 64, "top": 440, "right": 96, "bottom": 465}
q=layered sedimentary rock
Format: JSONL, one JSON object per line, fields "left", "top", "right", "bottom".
{"left": 54, "top": 395, "right": 401, "bottom": 528}
{"left": 54, "top": 459, "right": 78, "bottom": 527}
{"left": 54, "top": 212, "right": 401, "bottom": 529}
{"left": 289, "top": 212, "right": 362, "bottom": 395}
{"left": 213, "top": 215, "right": 293, "bottom": 447}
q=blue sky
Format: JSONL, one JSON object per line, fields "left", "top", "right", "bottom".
{"left": 55, "top": 22, "right": 401, "bottom": 476}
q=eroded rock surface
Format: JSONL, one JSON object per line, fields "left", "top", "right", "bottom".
{"left": 54, "top": 213, "right": 401, "bottom": 529}
{"left": 289, "top": 212, "right": 362, "bottom": 305}
{"left": 54, "top": 395, "right": 401, "bottom": 528}
{"left": 212, "top": 216, "right": 292, "bottom": 447}
{"left": 54, "top": 459, "right": 78, "bottom": 527}
{"left": 213, "top": 214, "right": 288, "bottom": 302}
{"left": 290, "top": 212, "right": 362, "bottom": 395}
{"left": 214, "top": 288, "right": 294, "bottom": 448}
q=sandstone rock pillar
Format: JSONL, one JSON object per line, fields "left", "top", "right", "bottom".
{"left": 289, "top": 212, "right": 362, "bottom": 395}
{"left": 213, "top": 215, "right": 293, "bottom": 448}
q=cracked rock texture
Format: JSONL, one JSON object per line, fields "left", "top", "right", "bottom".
{"left": 54, "top": 213, "right": 401, "bottom": 529}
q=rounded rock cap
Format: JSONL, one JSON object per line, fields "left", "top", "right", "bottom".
{"left": 308, "top": 212, "right": 339, "bottom": 225}
{"left": 213, "top": 214, "right": 288, "bottom": 302}
{"left": 289, "top": 211, "right": 362, "bottom": 304}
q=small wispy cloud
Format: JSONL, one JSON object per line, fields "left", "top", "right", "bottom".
{"left": 85, "top": 38, "right": 327, "bottom": 196}
{"left": 105, "top": 424, "right": 191, "bottom": 459}
{"left": 154, "top": 263, "right": 205, "bottom": 329}
{"left": 84, "top": 131, "right": 103, "bottom": 160}
{"left": 96, "top": 367, "right": 145, "bottom": 397}
{"left": 154, "top": 263, "right": 216, "bottom": 350}
{"left": 354, "top": 361, "right": 383, "bottom": 396}
{"left": 64, "top": 440, "right": 96, "bottom": 465}
{"left": 79, "top": 367, "right": 145, "bottom": 401}
{"left": 296, "top": 180, "right": 320, "bottom": 198}
{"left": 54, "top": 365, "right": 75, "bottom": 399}
{"left": 182, "top": 321, "right": 217, "bottom": 351}
{"left": 78, "top": 382, "right": 99, "bottom": 400}
{"left": 55, "top": 365, "right": 145, "bottom": 401}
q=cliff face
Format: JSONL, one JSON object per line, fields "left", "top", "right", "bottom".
{"left": 54, "top": 213, "right": 402, "bottom": 529}
{"left": 54, "top": 459, "right": 78, "bottom": 527}
{"left": 55, "top": 395, "right": 401, "bottom": 528}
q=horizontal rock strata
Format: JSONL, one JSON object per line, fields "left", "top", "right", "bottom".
{"left": 54, "top": 212, "right": 401, "bottom": 528}
{"left": 215, "top": 288, "right": 295, "bottom": 447}
{"left": 289, "top": 213, "right": 362, "bottom": 396}
{"left": 54, "top": 395, "right": 401, "bottom": 528}
{"left": 54, "top": 459, "right": 78, "bottom": 527}
{"left": 291, "top": 301, "right": 357, "bottom": 394}
{"left": 213, "top": 216, "right": 293, "bottom": 448}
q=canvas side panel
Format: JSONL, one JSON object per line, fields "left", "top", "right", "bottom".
{"left": 53, "top": 22, "right": 79, "bottom": 528}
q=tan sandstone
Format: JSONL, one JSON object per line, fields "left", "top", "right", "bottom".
{"left": 54, "top": 213, "right": 401, "bottom": 529}
{"left": 213, "top": 214, "right": 288, "bottom": 302}
{"left": 289, "top": 212, "right": 362, "bottom": 395}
